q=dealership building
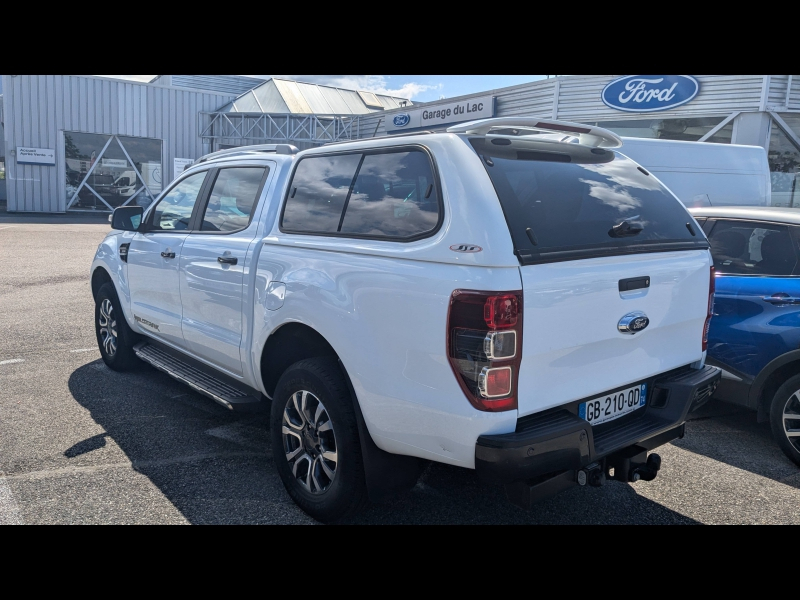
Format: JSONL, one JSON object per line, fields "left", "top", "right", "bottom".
{"left": 2, "top": 74, "right": 800, "bottom": 213}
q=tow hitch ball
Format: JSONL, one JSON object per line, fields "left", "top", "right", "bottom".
{"left": 630, "top": 453, "right": 661, "bottom": 482}
{"left": 578, "top": 449, "right": 662, "bottom": 486}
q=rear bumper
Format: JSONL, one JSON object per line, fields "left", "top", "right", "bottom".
{"left": 475, "top": 365, "right": 721, "bottom": 487}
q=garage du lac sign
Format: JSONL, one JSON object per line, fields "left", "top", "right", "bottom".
{"left": 386, "top": 95, "right": 495, "bottom": 133}
{"left": 601, "top": 76, "right": 700, "bottom": 113}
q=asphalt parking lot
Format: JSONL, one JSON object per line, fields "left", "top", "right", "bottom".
{"left": 1, "top": 210, "right": 799, "bottom": 525}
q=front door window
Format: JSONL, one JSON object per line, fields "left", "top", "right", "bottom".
{"left": 149, "top": 172, "right": 208, "bottom": 231}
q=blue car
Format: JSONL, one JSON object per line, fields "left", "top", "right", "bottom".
{"left": 689, "top": 206, "right": 800, "bottom": 466}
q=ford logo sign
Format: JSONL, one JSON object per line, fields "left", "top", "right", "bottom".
{"left": 602, "top": 75, "right": 700, "bottom": 113}
{"left": 618, "top": 311, "right": 649, "bottom": 335}
{"left": 393, "top": 114, "right": 410, "bottom": 127}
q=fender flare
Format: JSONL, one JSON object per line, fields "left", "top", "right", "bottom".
{"left": 749, "top": 349, "right": 800, "bottom": 410}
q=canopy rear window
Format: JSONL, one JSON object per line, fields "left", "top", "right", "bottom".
{"left": 470, "top": 138, "right": 708, "bottom": 264}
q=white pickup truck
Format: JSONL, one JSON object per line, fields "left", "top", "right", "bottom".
{"left": 91, "top": 117, "right": 721, "bottom": 523}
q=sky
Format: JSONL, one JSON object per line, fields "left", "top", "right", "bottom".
{"left": 98, "top": 75, "right": 550, "bottom": 102}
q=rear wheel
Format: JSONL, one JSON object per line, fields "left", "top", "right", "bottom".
{"left": 769, "top": 374, "right": 800, "bottom": 467}
{"left": 270, "top": 357, "right": 367, "bottom": 523}
{"left": 95, "top": 282, "right": 140, "bottom": 371}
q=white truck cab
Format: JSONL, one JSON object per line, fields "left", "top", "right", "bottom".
{"left": 90, "top": 118, "right": 721, "bottom": 522}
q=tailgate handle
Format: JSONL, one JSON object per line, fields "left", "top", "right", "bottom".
{"left": 619, "top": 277, "right": 650, "bottom": 292}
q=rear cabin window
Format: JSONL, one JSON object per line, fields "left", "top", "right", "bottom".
{"left": 281, "top": 148, "right": 440, "bottom": 240}
{"left": 470, "top": 138, "right": 706, "bottom": 263}
{"left": 707, "top": 220, "right": 799, "bottom": 276}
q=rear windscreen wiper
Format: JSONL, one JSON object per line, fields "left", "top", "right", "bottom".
{"left": 608, "top": 218, "right": 643, "bottom": 238}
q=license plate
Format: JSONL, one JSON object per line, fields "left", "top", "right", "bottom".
{"left": 579, "top": 383, "right": 647, "bottom": 426}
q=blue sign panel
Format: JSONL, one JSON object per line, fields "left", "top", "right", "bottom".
{"left": 601, "top": 75, "right": 700, "bottom": 113}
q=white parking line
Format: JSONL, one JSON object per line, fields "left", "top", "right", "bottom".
{"left": 0, "top": 359, "right": 24, "bottom": 366}
{"left": 0, "top": 226, "right": 18, "bottom": 231}
{"left": 70, "top": 348, "right": 97, "bottom": 353}
{"left": 0, "top": 477, "right": 24, "bottom": 525}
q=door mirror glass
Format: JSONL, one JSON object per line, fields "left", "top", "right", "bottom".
{"left": 111, "top": 206, "right": 144, "bottom": 231}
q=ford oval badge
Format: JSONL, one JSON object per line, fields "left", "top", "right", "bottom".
{"left": 618, "top": 311, "right": 649, "bottom": 334}
{"left": 393, "top": 114, "right": 410, "bottom": 127}
{"left": 602, "top": 75, "right": 700, "bottom": 113}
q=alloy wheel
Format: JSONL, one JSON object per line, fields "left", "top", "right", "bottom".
{"left": 98, "top": 299, "right": 118, "bottom": 357}
{"left": 281, "top": 390, "right": 338, "bottom": 494}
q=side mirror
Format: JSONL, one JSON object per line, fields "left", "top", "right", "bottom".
{"left": 111, "top": 206, "right": 144, "bottom": 231}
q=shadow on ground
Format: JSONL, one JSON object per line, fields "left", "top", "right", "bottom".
{"left": 678, "top": 399, "right": 799, "bottom": 485}
{"left": 68, "top": 359, "right": 701, "bottom": 524}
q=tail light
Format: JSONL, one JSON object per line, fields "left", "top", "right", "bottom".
{"left": 447, "top": 290, "right": 522, "bottom": 412}
{"left": 702, "top": 266, "right": 715, "bottom": 351}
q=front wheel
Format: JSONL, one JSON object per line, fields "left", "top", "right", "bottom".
{"left": 769, "top": 374, "right": 800, "bottom": 467}
{"left": 270, "top": 357, "right": 368, "bottom": 523}
{"left": 95, "top": 282, "right": 140, "bottom": 371}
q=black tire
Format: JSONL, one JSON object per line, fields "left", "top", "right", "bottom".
{"left": 769, "top": 374, "right": 800, "bottom": 467}
{"left": 95, "top": 282, "right": 140, "bottom": 371}
{"left": 270, "top": 357, "right": 368, "bottom": 523}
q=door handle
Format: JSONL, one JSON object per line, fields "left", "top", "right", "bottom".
{"left": 161, "top": 251, "right": 176, "bottom": 259}
{"left": 217, "top": 256, "right": 238, "bottom": 265}
{"left": 763, "top": 293, "right": 800, "bottom": 305}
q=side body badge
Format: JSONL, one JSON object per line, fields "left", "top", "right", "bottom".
{"left": 450, "top": 244, "right": 483, "bottom": 253}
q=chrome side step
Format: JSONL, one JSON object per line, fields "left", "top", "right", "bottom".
{"left": 134, "top": 342, "right": 263, "bottom": 411}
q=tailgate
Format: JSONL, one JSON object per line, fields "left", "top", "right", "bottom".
{"left": 517, "top": 249, "right": 711, "bottom": 417}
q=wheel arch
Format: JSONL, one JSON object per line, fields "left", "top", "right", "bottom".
{"left": 260, "top": 321, "right": 424, "bottom": 501}
{"left": 91, "top": 266, "right": 113, "bottom": 301}
{"left": 259, "top": 322, "right": 339, "bottom": 399}
{"left": 750, "top": 350, "right": 800, "bottom": 422}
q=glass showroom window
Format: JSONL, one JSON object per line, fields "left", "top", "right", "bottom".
{"left": 768, "top": 115, "right": 800, "bottom": 208}
{"left": 585, "top": 117, "right": 730, "bottom": 143}
{"left": 65, "top": 132, "right": 163, "bottom": 212}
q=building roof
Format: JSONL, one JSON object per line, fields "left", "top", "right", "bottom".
{"left": 216, "top": 77, "right": 413, "bottom": 115}
{"left": 150, "top": 75, "right": 264, "bottom": 96}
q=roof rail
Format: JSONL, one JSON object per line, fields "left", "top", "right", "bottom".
{"left": 321, "top": 129, "right": 435, "bottom": 147}
{"left": 194, "top": 144, "right": 299, "bottom": 165}
{"left": 446, "top": 117, "right": 623, "bottom": 149}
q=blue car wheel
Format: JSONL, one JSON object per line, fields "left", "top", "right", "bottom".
{"left": 770, "top": 374, "right": 800, "bottom": 467}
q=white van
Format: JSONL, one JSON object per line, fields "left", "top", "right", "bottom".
{"left": 618, "top": 137, "right": 771, "bottom": 208}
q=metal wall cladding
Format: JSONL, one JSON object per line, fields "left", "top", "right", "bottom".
{"left": 555, "top": 75, "right": 766, "bottom": 121}
{"left": 784, "top": 77, "right": 800, "bottom": 112}
{"left": 768, "top": 75, "right": 791, "bottom": 107}
{"left": 2, "top": 75, "right": 235, "bottom": 212}
{"left": 356, "top": 75, "right": 784, "bottom": 140}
